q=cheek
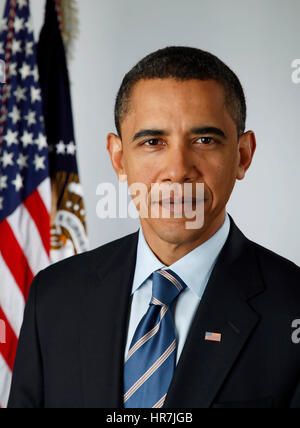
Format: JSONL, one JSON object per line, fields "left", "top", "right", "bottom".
{"left": 124, "top": 156, "right": 155, "bottom": 187}
{"left": 202, "top": 152, "right": 238, "bottom": 193}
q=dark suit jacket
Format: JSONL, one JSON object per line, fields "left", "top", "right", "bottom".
{"left": 8, "top": 216, "right": 300, "bottom": 408}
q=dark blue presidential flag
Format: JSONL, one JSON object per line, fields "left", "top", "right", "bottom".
{"left": 37, "top": 0, "right": 88, "bottom": 262}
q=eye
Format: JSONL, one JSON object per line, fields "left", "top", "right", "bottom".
{"left": 142, "top": 139, "right": 162, "bottom": 146}
{"left": 195, "top": 137, "right": 215, "bottom": 145}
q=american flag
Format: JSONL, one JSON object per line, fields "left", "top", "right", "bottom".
{"left": 205, "top": 332, "right": 222, "bottom": 342}
{"left": 0, "top": 0, "right": 51, "bottom": 408}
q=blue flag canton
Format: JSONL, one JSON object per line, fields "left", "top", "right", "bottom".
{"left": 0, "top": 0, "right": 49, "bottom": 222}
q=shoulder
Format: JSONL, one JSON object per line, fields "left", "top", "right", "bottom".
{"left": 229, "top": 215, "right": 300, "bottom": 285}
{"left": 33, "top": 231, "right": 139, "bottom": 299}
{"left": 43, "top": 231, "right": 138, "bottom": 274}
{"left": 250, "top": 239, "right": 300, "bottom": 297}
{"left": 252, "top": 240, "right": 299, "bottom": 276}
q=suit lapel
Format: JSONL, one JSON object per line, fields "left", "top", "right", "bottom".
{"left": 164, "top": 218, "right": 265, "bottom": 408}
{"left": 79, "top": 231, "right": 139, "bottom": 408}
{"left": 79, "top": 218, "right": 266, "bottom": 408}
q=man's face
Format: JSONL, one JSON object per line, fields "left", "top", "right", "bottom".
{"left": 108, "top": 78, "right": 255, "bottom": 246}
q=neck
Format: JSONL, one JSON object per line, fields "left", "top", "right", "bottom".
{"left": 140, "top": 210, "right": 226, "bottom": 266}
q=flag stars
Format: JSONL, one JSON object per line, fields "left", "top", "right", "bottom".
{"left": 31, "top": 66, "right": 39, "bottom": 83}
{"left": 2, "top": 151, "right": 14, "bottom": 168}
{"left": 14, "top": 16, "right": 24, "bottom": 33}
{"left": 18, "top": 0, "right": 28, "bottom": 9}
{"left": 0, "top": 6, "right": 50, "bottom": 221}
{"left": 66, "top": 141, "right": 76, "bottom": 155}
{"left": 14, "top": 86, "right": 27, "bottom": 102}
{"left": 20, "top": 62, "right": 31, "bottom": 80}
{"left": 25, "top": 110, "right": 36, "bottom": 126}
{"left": 11, "top": 40, "right": 22, "bottom": 55}
{"left": 33, "top": 155, "right": 46, "bottom": 171}
{"left": 0, "top": 175, "right": 8, "bottom": 190}
{"left": 25, "top": 41, "right": 34, "bottom": 57}
{"left": 56, "top": 141, "right": 66, "bottom": 154}
{"left": 8, "top": 106, "right": 21, "bottom": 124}
{"left": 24, "top": 19, "right": 33, "bottom": 33}
{"left": 35, "top": 133, "right": 47, "bottom": 151}
{"left": 31, "top": 86, "right": 41, "bottom": 103}
{"left": 12, "top": 173, "right": 24, "bottom": 192}
{"left": 9, "top": 62, "right": 17, "bottom": 77}
{"left": 56, "top": 141, "right": 77, "bottom": 156}
{"left": 17, "top": 153, "right": 28, "bottom": 170}
{"left": 21, "top": 130, "right": 34, "bottom": 147}
{"left": 4, "top": 129, "right": 18, "bottom": 147}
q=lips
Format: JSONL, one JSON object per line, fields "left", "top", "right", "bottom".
{"left": 149, "top": 184, "right": 207, "bottom": 205}
{"left": 159, "top": 198, "right": 204, "bottom": 204}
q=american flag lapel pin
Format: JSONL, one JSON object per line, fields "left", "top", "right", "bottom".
{"left": 205, "top": 332, "right": 222, "bottom": 342}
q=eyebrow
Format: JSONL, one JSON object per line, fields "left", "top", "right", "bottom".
{"left": 132, "top": 126, "right": 227, "bottom": 142}
{"left": 190, "top": 126, "right": 227, "bottom": 139}
{"left": 132, "top": 129, "right": 167, "bottom": 143}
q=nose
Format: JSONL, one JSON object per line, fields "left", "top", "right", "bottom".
{"left": 161, "top": 144, "right": 199, "bottom": 183}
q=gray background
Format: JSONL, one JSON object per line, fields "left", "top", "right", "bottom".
{"left": 3, "top": 0, "right": 300, "bottom": 265}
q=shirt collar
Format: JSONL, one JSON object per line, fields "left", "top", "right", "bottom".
{"left": 131, "top": 213, "right": 231, "bottom": 298}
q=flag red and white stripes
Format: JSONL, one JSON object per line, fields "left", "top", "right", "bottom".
{"left": 0, "top": 180, "right": 51, "bottom": 408}
{"left": 0, "top": 0, "right": 52, "bottom": 408}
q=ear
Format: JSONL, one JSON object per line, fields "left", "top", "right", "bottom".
{"left": 236, "top": 130, "right": 256, "bottom": 180}
{"left": 107, "top": 133, "right": 127, "bottom": 182}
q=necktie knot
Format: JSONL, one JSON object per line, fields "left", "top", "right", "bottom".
{"left": 151, "top": 269, "right": 187, "bottom": 308}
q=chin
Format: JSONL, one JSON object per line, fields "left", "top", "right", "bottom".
{"left": 146, "top": 218, "right": 205, "bottom": 245}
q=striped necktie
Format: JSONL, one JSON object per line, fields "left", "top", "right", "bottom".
{"left": 124, "top": 269, "right": 187, "bottom": 408}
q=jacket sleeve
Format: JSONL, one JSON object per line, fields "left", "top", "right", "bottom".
{"left": 7, "top": 273, "right": 44, "bottom": 408}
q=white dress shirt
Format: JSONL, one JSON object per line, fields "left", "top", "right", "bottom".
{"left": 124, "top": 213, "right": 231, "bottom": 364}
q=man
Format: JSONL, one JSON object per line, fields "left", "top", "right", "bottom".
{"left": 8, "top": 46, "right": 300, "bottom": 408}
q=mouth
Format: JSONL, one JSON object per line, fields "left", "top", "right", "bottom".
{"left": 156, "top": 198, "right": 207, "bottom": 216}
{"left": 158, "top": 197, "right": 206, "bottom": 205}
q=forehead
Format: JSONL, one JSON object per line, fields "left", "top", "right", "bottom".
{"left": 122, "top": 78, "right": 232, "bottom": 135}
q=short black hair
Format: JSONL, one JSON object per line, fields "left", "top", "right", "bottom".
{"left": 114, "top": 46, "right": 246, "bottom": 139}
